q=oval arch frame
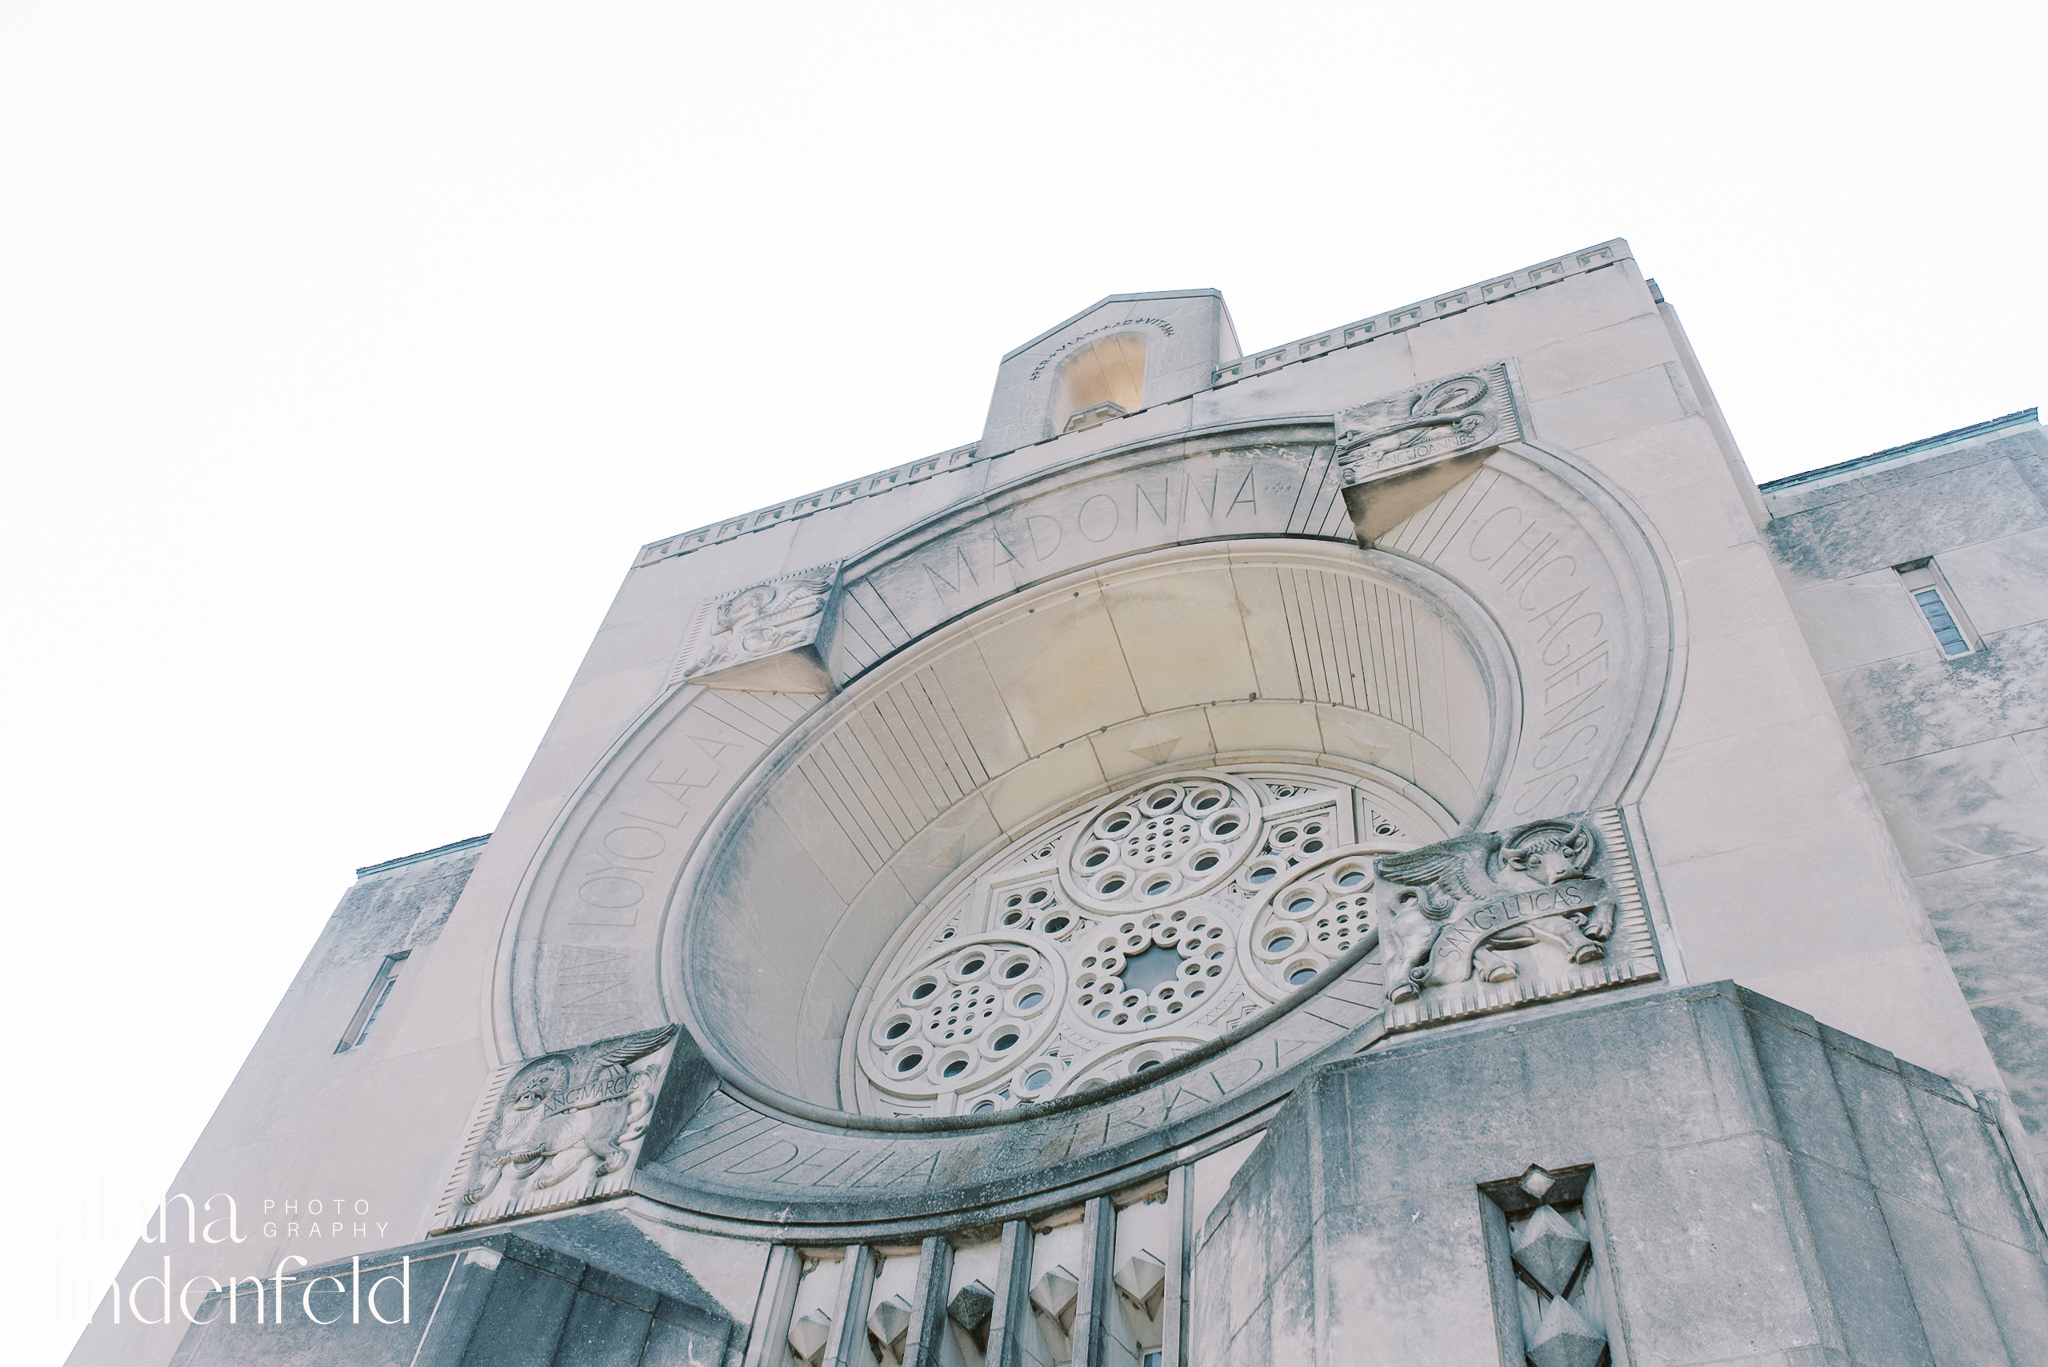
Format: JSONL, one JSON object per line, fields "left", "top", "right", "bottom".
{"left": 484, "top": 414, "right": 1688, "bottom": 1217}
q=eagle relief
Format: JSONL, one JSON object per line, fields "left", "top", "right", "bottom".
{"left": 441, "top": 1025, "right": 678, "bottom": 1228}
{"left": 1373, "top": 812, "right": 1656, "bottom": 1030}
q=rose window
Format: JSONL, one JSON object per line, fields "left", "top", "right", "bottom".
{"left": 858, "top": 938, "right": 1060, "bottom": 1101}
{"left": 1071, "top": 903, "right": 1233, "bottom": 1033}
{"left": 845, "top": 766, "right": 1444, "bottom": 1117}
{"left": 1243, "top": 852, "right": 1391, "bottom": 996}
{"left": 1064, "top": 776, "right": 1258, "bottom": 912}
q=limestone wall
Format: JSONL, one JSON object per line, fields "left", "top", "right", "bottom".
{"left": 1766, "top": 415, "right": 2048, "bottom": 1160}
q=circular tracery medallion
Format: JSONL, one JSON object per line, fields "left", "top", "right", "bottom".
{"left": 846, "top": 765, "right": 1433, "bottom": 1116}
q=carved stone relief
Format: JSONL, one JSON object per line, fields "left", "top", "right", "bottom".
{"left": 1335, "top": 363, "right": 1519, "bottom": 485}
{"left": 1482, "top": 1165, "right": 1624, "bottom": 1367}
{"left": 1379, "top": 809, "right": 1657, "bottom": 1032}
{"left": 1335, "top": 363, "right": 1524, "bottom": 545}
{"left": 828, "top": 431, "right": 1351, "bottom": 685}
{"left": 492, "top": 409, "right": 1680, "bottom": 1219}
{"left": 435, "top": 1025, "right": 679, "bottom": 1230}
{"left": 847, "top": 775, "right": 1660, "bottom": 1117}
{"left": 503, "top": 686, "right": 808, "bottom": 1059}
{"left": 672, "top": 562, "right": 839, "bottom": 693}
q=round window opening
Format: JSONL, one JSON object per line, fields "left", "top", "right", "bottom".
{"left": 847, "top": 765, "right": 1435, "bottom": 1115}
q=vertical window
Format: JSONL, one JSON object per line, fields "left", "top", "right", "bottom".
{"left": 1895, "top": 559, "right": 1977, "bottom": 658}
{"left": 336, "top": 951, "right": 409, "bottom": 1053}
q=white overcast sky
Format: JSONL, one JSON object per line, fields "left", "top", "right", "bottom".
{"left": 5, "top": 3, "right": 2043, "bottom": 1359}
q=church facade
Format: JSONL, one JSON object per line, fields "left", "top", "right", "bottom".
{"left": 74, "top": 242, "right": 2048, "bottom": 1366}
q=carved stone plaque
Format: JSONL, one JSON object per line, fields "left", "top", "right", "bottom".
{"left": 672, "top": 563, "right": 839, "bottom": 693}
{"left": 1335, "top": 363, "right": 1519, "bottom": 485}
{"left": 433, "top": 1025, "right": 679, "bottom": 1230}
{"left": 1375, "top": 808, "right": 1658, "bottom": 1032}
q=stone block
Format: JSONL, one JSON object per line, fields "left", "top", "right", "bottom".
{"left": 1975, "top": 991, "right": 2048, "bottom": 1147}
{"left": 1662, "top": 622, "right": 1822, "bottom": 749}
{"left": 1827, "top": 1049, "right": 1947, "bottom": 1207}
{"left": 1865, "top": 736, "right": 2048, "bottom": 876}
{"left": 1830, "top": 618, "right": 2048, "bottom": 763}
{"left": 1908, "top": 1083, "right": 2041, "bottom": 1253}
{"left": 1513, "top": 314, "right": 1678, "bottom": 405}
{"left": 1100, "top": 563, "right": 1259, "bottom": 713}
{"left": 458, "top": 1251, "right": 580, "bottom": 1367}
{"left": 1963, "top": 1227, "right": 2048, "bottom": 1358}
{"left": 1642, "top": 716, "right": 1865, "bottom": 863}
{"left": 1767, "top": 455, "right": 2046, "bottom": 586}
{"left": 1202, "top": 697, "right": 1323, "bottom": 756}
{"left": 1327, "top": 997, "right": 1728, "bottom": 1207}
{"left": 1531, "top": 362, "right": 1687, "bottom": 454}
{"left": 1936, "top": 525, "right": 2048, "bottom": 635}
{"left": 1749, "top": 1011, "right": 1864, "bottom": 1170}
{"left": 550, "top": 1284, "right": 654, "bottom": 1367}
{"left": 1873, "top": 1191, "right": 2010, "bottom": 1367}
{"left": 1598, "top": 1140, "right": 1835, "bottom": 1367}
{"left": 1783, "top": 569, "right": 1933, "bottom": 677}
{"left": 923, "top": 642, "right": 1030, "bottom": 775}
{"left": 1265, "top": 1238, "right": 1316, "bottom": 1366}
{"left": 1626, "top": 470, "right": 1763, "bottom": 562}
{"left": 974, "top": 592, "right": 1144, "bottom": 756}
{"left": 1659, "top": 828, "right": 1919, "bottom": 985}
{"left": 1315, "top": 1193, "right": 1498, "bottom": 1367}
{"left": 1089, "top": 708, "right": 1216, "bottom": 780}
{"left": 1576, "top": 416, "right": 1735, "bottom": 499}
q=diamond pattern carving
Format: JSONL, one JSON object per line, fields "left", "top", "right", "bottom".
{"left": 1511, "top": 1204, "right": 1589, "bottom": 1298}
{"left": 866, "top": 1294, "right": 912, "bottom": 1360}
{"left": 1525, "top": 1296, "right": 1608, "bottom": 1367}
{"left": 787, "top": 1310, "right": 831, "bottom": 1365}
{"left": 1486, "top": 1164, "right": 1619, "bottom": 1367}
{"left": 1114, "top": 1249, "right": 1167, "bottom": 1318}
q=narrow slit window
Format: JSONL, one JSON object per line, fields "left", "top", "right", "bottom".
{"left": 1912, "top": 588, "right": 1970, "bottom": 656}
{"left": 1895, "top": 558, "right": 1978, "bottom": 658}
{"left": 336, "top": 951, "right": 409, "bottom": 1053}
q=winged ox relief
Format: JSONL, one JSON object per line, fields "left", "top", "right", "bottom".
{"left": 1375, "top": 817, "right": 1617, "bottom": 1004}
{"left": 460, "top": 1024, "right": 677, "bottom": 1211}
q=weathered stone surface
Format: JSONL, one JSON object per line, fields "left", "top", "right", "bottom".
{"left": 1193, "top": 984, "right": 2048, "bottom": 1367}
{"left": 1509, "top": 1206, "right": 1587, "bottom": 1298}
{"left": 946, "top": 1280, "right": 993, "bottom": 1332}
{"left": 786, "top": 1311, "right": 831, "bottom": 1364}
{"left": 82, "top": 252, "right": 2048, "bottom": 1367}
{"left": 1523, "top": 1295, "right": 1606, "bottom": 1367}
